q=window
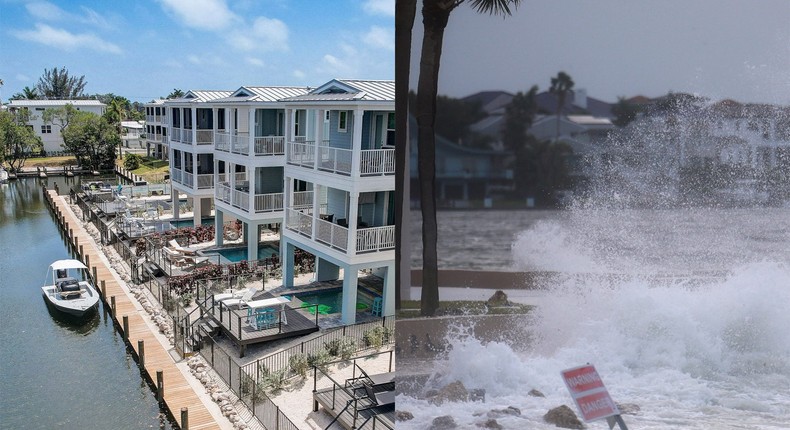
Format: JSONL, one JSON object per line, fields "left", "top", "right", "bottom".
{"left": 35, "top": 108, "right": 45, "bottom": 111}
{"left": 41, "top": 125, "right": 52, "bottom": 134}
{"left": 338, "top": 111, "right": 348, "bottom": 132}
{"left": 386, "top": 112, "right": 395, "bottom": 146}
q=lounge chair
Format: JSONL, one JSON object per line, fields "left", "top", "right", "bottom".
{"left": 213, "top": 288, "right": 250, "bottom": 303}
{"left": 168, "top": 239, "right": 197, "bottom": 255}
{"left": 182, "top": 254, "right": 210, "bottom": 267}
{"left": 219, "top": 287, "right": 258, "bottom": 308}
{"left": 163, "top": 247, "right": 186, "bottom": 266}
{"left": 144, "top": 207, "right": 160, "bottom": 220}
{"left": 133, "top": 220, "right": 156, "bottom": 236}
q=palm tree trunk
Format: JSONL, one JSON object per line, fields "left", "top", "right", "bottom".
{"left": 416, "top": 0, "right": 452, "bottom": 316}
{"left": 395, "top": 0, "right": 417, "bottom": 310}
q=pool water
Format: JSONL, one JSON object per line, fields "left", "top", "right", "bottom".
{"left": 293, "top": 288, "right": 344, "bottom": 315}
{"left": 206, "top": 244, "right": 279, "bottom": 262}
{"left": 169, "top": 218, "right": 215, "bottom": 228}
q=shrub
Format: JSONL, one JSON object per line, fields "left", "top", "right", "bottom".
{"left": 263, "top": 369, "right": 288, "bottom": 395}
{"left": 289, "top": 354, "right": 310, "bottom": 378}
{"left": 338, "top": 338, "right": 357, "bottom": 360}
{"left": 124, "top": 153, "right": 141, "bottom": 170}
{"left": 307, "top": 348, "right": 332, "bottom": 371}
{"left": 363, "top": 327, "right": 392, "bottom": 351}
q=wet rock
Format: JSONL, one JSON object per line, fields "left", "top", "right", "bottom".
{"left": 486, "top": 290, "right": 510, "bottom": 307}
{"left": 429, "top": 415, "right": 457, "bottom": 430}
{"left": 543, "top": 405, "right": 584, "bottom": 429}
{"left": 488, "top": 406, "right": 521, "bottom": 418}
{"left": 430, "top": 381, "right": 468, "bottom": 404}
{"left": 395, "top": 410, "right": 414, "bottom": 421}
{"left": 616, "top": 402, "right": 641, "bottom": 415}
{"left": 469, "top": 388, "right": 486, "bottom": 402}
{"left": 528, "top": 389, "right": 545, "bottom": 397}
{"left": 477, "top": 418, "right": 503, "bottom": 429}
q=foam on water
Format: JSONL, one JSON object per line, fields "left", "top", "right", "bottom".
{"left": 399, "top": 262, "right": 790, "bottom": 429}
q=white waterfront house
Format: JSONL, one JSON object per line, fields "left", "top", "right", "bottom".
{"left": 210, "top": 85, "right": 310, "bottom": 260}
{"left": 165, "top": 90, "right": 233, "bottom": 225}
{"left": 121, "top": 120, "right": 145, "bottom": 152}
{"left": 7, "top": 99, "right": 106, "bottom": 153}
{"left": 280, "top": 79, "right": 396, "bottom": 324}
{"left": 144, "top": 99, "right": 168, "bottom": 159}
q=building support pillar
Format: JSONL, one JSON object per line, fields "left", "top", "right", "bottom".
{"left": 215, "top": 209, "right": 224, "bottom": 246}
{"left": 341, "top": 267, "right": 359, "bottom": 325}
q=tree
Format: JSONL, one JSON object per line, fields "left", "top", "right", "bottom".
{"left": 167, "top": 89, "right": 185, "bottom": 99}
{"left": 395, "top": 0, "right": 417, "bottom": 310}
{"left": 36, "top": 67, "right": 87, "bottom": 99}
{"left": 501, "top": 85, "right": 538, "bottom": 151}
{"left": 0, "top": 110, "right": 42, "bottom": 172}
{"left": 611, "top": 97, "right": 641, "bottom": 127}
{"left": 415, "top": 0, "right": 522, "bottom": 316}
{"left": 549, "top": 71, "right": 574, "bottom": 139}
{"left": 10, "top": 86, "right": 40, "bottom": 100}
{"left": 43, "top": 104, "right": 78, "bottom": 134}
{"left": 61, "top": 111, "right": 120, "bottom": 171}
{"left": 124, "top": 153, "right": 142, "bottom": 170}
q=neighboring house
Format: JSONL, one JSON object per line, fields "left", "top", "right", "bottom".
{"left": 144, "top": 99, "right": 168, "bottom": 159}
{"left": 210, "top": 85, "right": 310, "bottom": 263}
{"left": 121, "top": 120, "right": 145, "bottom": 150}
{"left": 280, "top": 79, "right": 395, "bottom": 324}
{"left": 165, "top": 89, "right": 233, "bottom": 226}
{"left": 410, "top": 116, "right": 513, "bottom": 207}
{"left": 6, "top": 99, "right": 106, "bottom": 153}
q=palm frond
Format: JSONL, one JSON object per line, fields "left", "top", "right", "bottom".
{"left": 468, "top": 0, "right": 522, "bottom": 16}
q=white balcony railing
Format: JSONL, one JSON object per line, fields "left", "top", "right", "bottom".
{"left": 215, "top": 132, "right": 230, "bottom": 152}
{"left": 171, "top": 128, "right": 182, "bottom": 143}
{"left": 215, "top": 183, "right": 231, "bottom": 204}
{"left": 231, "top": 134, "right": 250, "bottom": 155}
{"left": 286, "top": 208, "right": 312, "bottom": 238}
{"left": 316, "top": 145, "right": 353, "bottom": 175}
{"left": 234, "top": 172, "right": 248, "bottom": 183}
{"left": 254, "top": 192, "right": 283, "bottom": 212}
{"left": 360, "top": 148, "right": 396, "bottom": 176}
{"left": 197, "top": 174, "right": 213, "bottom": 189}
{"left": 315, "top": 217, "right": 348, "bottom": 252}
{"left": 232, "top": 189, "right": 250, "bottom": 211}
{"left": 145, "top": 115, "right": 154, "bottom": 123}
{"left": 254, "top": 136, "right": 285, "bottom": 156}
{"left": 287, "top": 142, "right": 316, "bottom": 168}
{"left": 292, "top": 191, "right": 313, "bottom": 208}
{"left": 356, "top": 225, "right": 395, "bottom": 253}
{"left": 183, "top": 128, "right": 194, "bottom": 144}
{"left": 171, "top": 168, "right": 183, "bottom": 184}
{"left": 182, "top": 171, "right": 194, "bottom": 187}
{"left": 196, "top": 130, "right": 213, "bottom": 145}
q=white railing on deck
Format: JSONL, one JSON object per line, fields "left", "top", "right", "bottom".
{"left": 254, "top": 193, "right": 283, "bottom": 212}
{"left": 316, "top": 218, "right": 348, "bottom": 252}
{"left": 197, "top": 174, "right": 213, "bottom": 189}
{"left": 215, "top": 132, "right": 230, "bottom": 152}
{"left": 231, "top": 135, "right": 249, "bottom": 155}
{"left": 285, "top": 208, "right": 312, "bottom": 237}
{"left": 287, "top": 142, "right": 315, "bottom": 167}
{"left": 171, "top": 128, "right": 182, "bottom": 143}
{"left": 171, "top": 168, "right": 182, "bottom": 184}
{"left": 292, "top": 191, "right": 313, "bottom": 208}
{"left": 254, "top": 136, "right": 285, "bottom": 156}
{"left": 196, "top": 130, "right": 213, "bottom": 145}
{"left": 183, "top": 128, "right": 193, "bottom": 144}
{"left": 360, "top": 148, "right": 395, "bottom": 176}
{"left": 356, "top": 225, "right": 395, "bottom": 253}
{"left": 182, "top": 171, "right": 194, "bottom": 187}
{"left": 215, "top": 183, "right": 231, "bottom": 204}
{"left": 234, "top": 172, "right": 247, "bottom": 183}
{"left": 232, "top": 189, "right": 250, "bottom": 211}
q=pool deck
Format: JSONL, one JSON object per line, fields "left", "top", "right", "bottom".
{"left": 45, "top": 188, "right": 229, "bottom": 430}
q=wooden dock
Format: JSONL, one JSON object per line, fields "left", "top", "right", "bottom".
{"left": 44, "top": 187, "right": 225, "bottom": 430}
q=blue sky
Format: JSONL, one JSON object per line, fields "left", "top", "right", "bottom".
{"left": 1, "top": 0, "right": 394, "bottom": 103}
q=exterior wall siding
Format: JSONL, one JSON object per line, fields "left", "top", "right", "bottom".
{"left": 256, "top": 166, "right": 283, "bottom": 194}
{"left": 328, "top": 111, "right": 353, "bottom": 149}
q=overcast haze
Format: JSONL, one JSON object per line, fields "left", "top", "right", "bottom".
{"left": 409, "top": 0, "right": 790, "bottom": 105}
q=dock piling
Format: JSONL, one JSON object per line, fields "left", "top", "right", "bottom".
{"left": 92, "top": 266, "right": 98, "bottom": 284}
{"left": 100, "top": 280, "right": 106, "bottom": 298}
{"left": 123, "top": 316, "right": 129, "bottom": 341}
{"left": 111, "top": 296, "right": 116, "bottom": 316}
{"left": 156, "top": 370, "right": 164, "bottom": 404}
{"left": 138, "top": 340, "right": 145, "bottom": 370}
{"left": 181, "top": 408, "right": 188, "bottom": 430}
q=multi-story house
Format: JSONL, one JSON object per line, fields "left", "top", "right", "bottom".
{"left": 280, "top": 79, "right": 395, "bottom": 324}
{"left": 144, "top": 99, "right": 168, "bottom": 159}
{"left": 165, "top": 90, "right": 233, "bottom": 225}
{"left": 209, "top": 85, "right": 310, "bottom": 260}
{"left": 7, "top": 99, "right": 106, "bottom": 153}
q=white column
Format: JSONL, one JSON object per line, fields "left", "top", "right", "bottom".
{"left": 192, "top": 151, "right": 198, "bottom": 190}
{"left": 341, "top": 266, "right": 359, "bottom": 325}
{"left": 212, "top": 107, "right": 217, "bottom": 144}
{"left": 193, "top": 197, "right": 202, "bottom": 226}
{"left": 383, "top": 262, "right": 395, "bottom": 316}
{"left": 351, "top": 109, "right": 364, "bottom": 177}
{"left": 285, "top": 108, "right": 293, "bottom": 142}
{"left": 247, "top": 221, "right": 258, "bottom": 261}
{"left": 172, "top": 187, "right": 180, "bottom": 220}
{"left": 215, "top": 209, "right": 224, "bottom": 246}
{"left": 191, "top": 107, "right": 197, "bottom": 145}
{"left": 282, "top": 239, "right": 295, "bottom": 288}
{"left": 347, "top": 191, "right": 359, "bottom": 254}
{"left": 311, "top": 183, "right": 319, "bottom": 239}
{"left": 249, "top": 108, "right": 256, "bottom": 154}
{"left": 314, "top": 108, "right": 324, "bottom": 144}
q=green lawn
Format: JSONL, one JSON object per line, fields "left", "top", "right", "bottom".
{"left": 24, "top": 156, "right": 78, "bottom": 167}
{"left": 119, "top": 156, "right": 169, "bottom": 183}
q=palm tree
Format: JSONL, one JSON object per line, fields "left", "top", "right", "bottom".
{"left": 11, "top": 86, "right": 40, "bottom": 100}
{"left": 549, "top": 71, "right": 574, "bottom": 140}
{"left": 415, "top": 0, "right": 522, "bottom": 316}
{"left": 395, "top": 0, "right": 417, "bottom": 310}
{"left": 167, "top": 89, "right": 185, "bottom": 99}
{"left": 104, "top": 98, "right": 127, "bottom": 159}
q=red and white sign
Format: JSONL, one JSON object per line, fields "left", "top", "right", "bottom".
{"left": 561, "top": 364, "right": 619, "bottom": 422}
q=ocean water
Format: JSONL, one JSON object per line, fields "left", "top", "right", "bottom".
{"left": 402, "top": 208, "right": 790, "bottom": 429}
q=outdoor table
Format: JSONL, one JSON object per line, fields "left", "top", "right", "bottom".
{"left": 246, "top": 296, "right": 290, "bottom": 328}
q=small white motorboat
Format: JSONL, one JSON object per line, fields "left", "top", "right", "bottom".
{"left": 41, "top": 260, "right": 100, "bottom": 318}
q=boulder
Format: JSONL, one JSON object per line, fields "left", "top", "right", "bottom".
{"left": 431, "top": 381, "right": 469, "bottom": 404}
{"left": 486, "top": 290, "right": 510, "bottom": 307}
{"left": 469, "top": 388, "right": 486, "bottom": 402}
{"left": 543, "top": 405, "right": 584, "bottom": 429}
{"left": 528, "top": 389, "right": 545, "bottom": 397}
{"left": 395, "top": 411, "right": 414, "bottom": 421}
{"left": 477, "top": 419, "right": 503, "bottom": 429}
{"left": 488, "top": 406, "right": 521, "bottom": 418}
{"left": 429, "top": 415, "right": 457, "bottom": 430}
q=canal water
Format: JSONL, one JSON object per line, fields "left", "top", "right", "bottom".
{"left": 0, "top": 177, "right": 175, "bottom": 429}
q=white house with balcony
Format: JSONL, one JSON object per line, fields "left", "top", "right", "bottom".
{"left": 144, "top": 99, "right": 168, "bottom": 159}
{"left": 280, "top": 79, "right": 395, "bottom": 324}
{"left": 7, "top": 99, "right": 106, "bottom": 153}
{"left": 165, "top": 90, "right": 233, "bottom": 225}
{"left": 209, "top": 85, "right": 310, "bottom": 259}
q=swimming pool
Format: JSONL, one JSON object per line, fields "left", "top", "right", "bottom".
{"left": 293, "top": 288, "right": 344, "bottom": 314}
{"left": 204, "top": 244, "right": 279, "bottom": 262}
{"left": 169, "top": 218, "right": 215, "bottom": 228}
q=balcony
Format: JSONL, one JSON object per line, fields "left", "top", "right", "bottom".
{"left": 172, "top": 128, "right": 182, "bottom": 143}
{"left": 216, "top": 177, "right": 283, "bottom": 214}
{"left": 197, "top": 174, "right": 213, "bottom": 189}
{"left": 170, "top": 168, "right": 213, "bottom": 191}
{"left": 215, "top": 133, "right": 285, "bottom": 157}
{"left": 285, "top": 208, "right": 395, "bottom": 255}
{"left": 254, "top": 136, "right": 285, "bottom": 156}
{"left": 196, "top": 130, "right": 213, "bottom": 145}
{"left": 287, "top": 141, "right": 395, "bottom": 177}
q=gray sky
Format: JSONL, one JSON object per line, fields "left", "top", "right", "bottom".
{"left": 409, "top": 0, "right": 790, "bottom": 104}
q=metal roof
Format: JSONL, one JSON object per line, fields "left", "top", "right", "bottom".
{"left": 213, "top": 86, "right": 310, "bottom": 103}
{"left": 8, "top": 99, "right": 106, "bottom": 107}
{"left": 168, "top": 90, "right": 233, "bottom": 103}
{"left": 281, "top": 79, "right": 394, "bottom": 103}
